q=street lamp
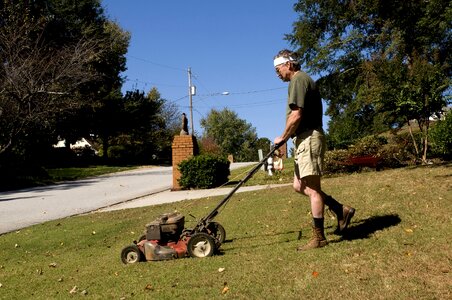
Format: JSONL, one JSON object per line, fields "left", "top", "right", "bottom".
{"left": 187, "top": 67, "right": 229, "bottom": 135}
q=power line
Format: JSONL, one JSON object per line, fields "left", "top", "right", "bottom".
{"left": 228, "top": 87, "right": 286, "bottom": 95}
{"left": 123, "top": 77, "right": 185, "bottom": 89}
{"left": 195, "top": 99, "right": 283, "bottom": 109}
{"left": 126, "top": 55, "right": 186, "bottom": 72}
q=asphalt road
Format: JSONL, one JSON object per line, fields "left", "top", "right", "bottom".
{"left": 0, "top": 166, "right": 173, "bottom": 235}
{"left": 0, "top": 163, "right": 257, "bottom": 235}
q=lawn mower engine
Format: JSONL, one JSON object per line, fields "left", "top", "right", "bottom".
{"left": 121, "top": 212, "right": 223, "bottom": 264}
{"left": 142, "top": 212, "right": 187, "bottom": 261}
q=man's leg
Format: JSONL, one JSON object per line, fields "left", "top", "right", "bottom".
{"left": 322, "top": 192, "right": 355, "bottom": 234}
{"left": 293, "top": 175, "right": 328, "bottom": 251}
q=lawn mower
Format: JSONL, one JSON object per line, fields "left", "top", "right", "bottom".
{"left": 120, "top": 144, "right": 281, "bottom": 264}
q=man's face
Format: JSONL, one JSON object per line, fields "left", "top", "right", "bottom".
{"left": 275, "top": 62, "right": 290, "bottom": 82}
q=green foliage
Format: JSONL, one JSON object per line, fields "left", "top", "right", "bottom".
{"left": 200, "top": 108, "right": 258, "bottom": 162}
{"left": 379, "top": 132, "right": 420, "bottom": 166}
{"left": 178, "top": 155, "right": 230, "bottom": 189}
{"left": 107, "top": 145, "right": 129, "bottom": 162}
{"left": 348, "top": 135, "right": 387, "bottom": 157}
{"left": 255, "top": 137, "right": 272, "bottom": 154}
{"left": 323, "top": 149, "right": 356, "bottom": 174}
{"left": 429, "top": 111, "right": 452, "bottom": 157}
{"left": 0, "top": 0, "right": 130, "bottom": 169}
{"left": 289, "top": 0, "right": 451, "bottom": 154}
{"left": 324, "top": 134, "right": 409, "bottom": 174}
{"left": 101, "top": 88, "right": 178, "bottom": 164}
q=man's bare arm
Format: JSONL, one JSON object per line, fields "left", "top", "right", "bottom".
{"left": 274, "top": 107, "right": 302, "bottom": 145}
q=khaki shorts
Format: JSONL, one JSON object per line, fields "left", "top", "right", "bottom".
{"left": 293, "top": 128, "right": 326, "bottom": 179}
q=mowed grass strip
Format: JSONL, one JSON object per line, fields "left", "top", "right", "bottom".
{"left": 0, "top": 164, "right": 450, "bottom": 299}
{"left": 45, "top": 165, "right": 139, "bottom": 182}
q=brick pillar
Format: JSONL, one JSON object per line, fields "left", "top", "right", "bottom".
{"left": 172, "top": 135, "right": 198, "bottom": 191}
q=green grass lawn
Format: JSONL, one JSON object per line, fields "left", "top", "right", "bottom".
{"left": 45, "top": 165, "right": 139, "bottom": 182}
{"left": 0, "top": 164, "right": 450, "bottom": 299}
{"left": 228, "top": 158, "right": 295, "bottom": 187}
{"left": 0, "top": 165, "right": 140, "bottom": 192}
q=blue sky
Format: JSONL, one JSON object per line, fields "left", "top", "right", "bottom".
{"left": 101, "top": 0, "right": 326, "bottom": 144}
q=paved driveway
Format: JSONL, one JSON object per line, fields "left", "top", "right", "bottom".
{"left": 0, "top": 163, "right": 257, "bottom": 235}
{"left": 0, "top": 166, "right": 172, "bottom": 234}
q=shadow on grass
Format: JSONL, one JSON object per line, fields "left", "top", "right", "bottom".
{"left": 218, "top": 230, "right": 301, "bottom": 254}
{"left": 220, "top": 214, "right": 401, "bottom": 253}
{"left": 226, "top": 230, "right": 301, "bottom": 243}
{"left": 332, "top": 214, "right": 401, "bottom": 242}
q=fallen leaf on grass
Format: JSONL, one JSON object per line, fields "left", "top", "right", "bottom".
{"left": 218, "top": 267, "right": 225, "bottom": 273}
{"left": 144, "top": 284, "right": 154, "bottom": 291}
{"left": 404, "top": 228, "right": 413, "bottom": 233}
{"left": 222, "top": 282, "right": 229, "bottom": 294}
{"left": 49, "top": 262, "right": 57, "bottom": 268}
{"left": 69, "top": 286, "right": 77, "bottom": 294}
{"left": 312, "top": 271, "right": 319, "bottom": 278}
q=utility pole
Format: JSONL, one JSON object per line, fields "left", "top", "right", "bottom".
{"left": 187, "top": 67, "right": 195, "bottom": 136}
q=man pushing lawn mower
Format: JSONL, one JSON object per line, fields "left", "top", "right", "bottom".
{"left": 273, "top": 49, "right": 355, "bottom": 251}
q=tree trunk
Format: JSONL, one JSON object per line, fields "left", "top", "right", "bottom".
{"left": 422, "top": 135, "right": 428, "bottom": 163}
{"left": 102, "top": 136, "right": 109, "bottom": 160}
{"left": 407, "top": 120, "right": 420, "bottom": 161}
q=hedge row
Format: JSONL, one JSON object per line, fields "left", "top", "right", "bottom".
{"left": 178, "top": 154, "right": 230, "bottom": 189}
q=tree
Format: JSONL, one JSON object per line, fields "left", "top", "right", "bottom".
{"left": 287, "top": 0, "right": 451, "bottom": 161}
{"left": 100, "top": 88, "right": 180, "bottom": 163}
{"left": 255, "top": 137, "right": 272, "bottom": 155}
{"left": 429, "top": 110, "right": 452, "bottom": 158}
{"left": 200, "top": 108, "right": 258, "bottom": 162}
{"left": 0, "top": 0, "right": 130, "bottom": 163}
{"left": 0, "top": 20, "right": 102, "bottom": 156}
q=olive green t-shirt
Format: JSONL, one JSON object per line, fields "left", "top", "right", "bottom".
{"left": 286, "top": 71, "right": 323, "bottom": 136}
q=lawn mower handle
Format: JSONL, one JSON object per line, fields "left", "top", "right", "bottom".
{"left": 192, "top": 143, "right": 283, "bottom": 233}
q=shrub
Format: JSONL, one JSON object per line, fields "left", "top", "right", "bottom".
{"left": 381, "top": 132, "right": 418, "bottom": 166}
{"left": 178, "top": 154, "right": 230, "bottom": 189}
{"left": 107, "top": 145, "right": 130, "bottom": 162}
{"left": 429, "top": 111, "right": 452, "bottom": 159}
{"left": 324, "top": 134, "right": 406, "bottom": 174}
{"left": 324, "top": 149, "right": 357, "bottom": 175}
{"left": 347, "top": 135, "right": 387, "bottom": 157}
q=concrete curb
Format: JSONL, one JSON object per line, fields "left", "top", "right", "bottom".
{"left": 96, "top": 183, "right": 291, "bottom": 212}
